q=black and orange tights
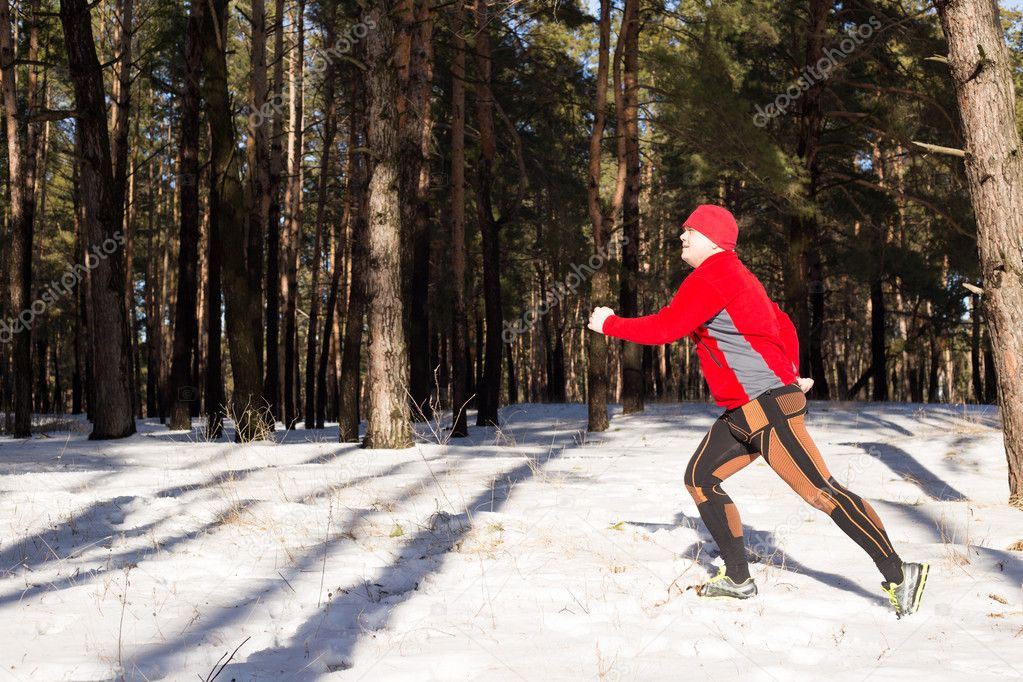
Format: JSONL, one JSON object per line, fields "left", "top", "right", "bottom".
{"left": 684, "top": 382, "right": 904, "bottom": 585}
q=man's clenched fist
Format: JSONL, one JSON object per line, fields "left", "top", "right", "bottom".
{"left": 796, "top": 377, "right": 814, "bottom": 393}
{"left": 588, "top": 306, "right": 615, "bottom": 334}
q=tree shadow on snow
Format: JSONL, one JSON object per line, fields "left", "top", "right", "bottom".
{"left": 188, "top": 433, "right": 575, "bottom": 680}
{"left": 842, "top": 441, "right": 969, "bottom": 502}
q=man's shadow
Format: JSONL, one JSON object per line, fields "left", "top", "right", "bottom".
{"left": 629, "top": 510, "right": 880, "bottom": 601}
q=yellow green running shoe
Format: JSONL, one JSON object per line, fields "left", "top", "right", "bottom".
{"left": 881, "top": 561, "right": 930, "bottom": 619}
{"left": 696, "top": 566, "right": 758, "bottom": 600}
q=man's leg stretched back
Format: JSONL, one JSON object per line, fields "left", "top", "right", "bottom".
{"left": 718, "top": 383, "right": 905, "bottom": 585}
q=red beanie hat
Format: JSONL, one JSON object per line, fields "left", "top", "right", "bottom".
{"left": 683, "top": 204, "right": 738, "bottom": 251}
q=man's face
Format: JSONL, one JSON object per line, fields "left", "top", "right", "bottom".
{"left": 679, "top": 225, "right": 720, "bottom": 266}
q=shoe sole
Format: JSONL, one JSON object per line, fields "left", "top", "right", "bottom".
{"left": 698, "top": 593, "right": 756, "bottom": 601}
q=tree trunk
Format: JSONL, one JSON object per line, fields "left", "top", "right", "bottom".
{"left": 1, "top": 0, "right": 42, "bottom": 437}
{"left": 870, "top": 278, "right": 888, "bottom": 401}
{"left": 72, "top": 216, "right": 84, "bottom": 415}
{"left": 246, "top": 0, "right": 270, "bottom": 429}
{"left": 305, "top": 4, "right": 337, "bottom": 430}
{"left": 263, "top": 0, "right": 286, "bottom": 425}
{"left": 204, "top": 175, "right": 225, "bottom": 437}
{"left": 60, "top": 0, "right": 136, "bottom": 439}
{"left": 34, "top": 335, "right": 47, "bottom": 414}
{"left": 448, "top": 0, "right": 470, "bottom": 437}
{"left": 281, "top": 0, "right": 306, "bottom": 430}
{"left": 618, "top": 0, "right": 643, "bottom": 414}
{"left": 361, "top": 0, "right": 412, "bottom": 449}
{"left": 398, "top": 0, "right": 435, "bottom": 423}
{"left": 200, "top": 0, "right": 265, "bottom": 440}
{"left": 317, "top": 136, "right": 349, "bottom": 430}
{"left": 472, "top": 0, "right": 502, "bottom": 427}
{"left": 984, "top": 324, "right": 998, "bottom": 404}
{"left": 338, "top": 34, "right": 369, "bottom": 444}
{"left": 937, "top": 0, "right": 1023, "bottom": 505}
{"left": 586, "top": 0, "right": 614, "bottom": 431}
{"left": 971, "top": 293, "right": 983, "bottom": 403}
{"left": 168, "top": 0, "right": 204, "bottom": 430}
{"left": 785, "top": 0, "right": 832, "bottom": 400}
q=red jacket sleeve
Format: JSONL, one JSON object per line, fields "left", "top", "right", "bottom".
{"left": 772, "top": 301, "right": 800, "bottom": 372}
{"left": 602, "top": 273, "right": 725, "bottom": 345}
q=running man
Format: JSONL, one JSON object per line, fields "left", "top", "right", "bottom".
{"left": 586, "top": 204, "right": 928, "bottom": 618}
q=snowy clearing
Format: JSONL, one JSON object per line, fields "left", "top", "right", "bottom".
{"left": 0, "top": 402, "right": 1021, "bottom": 681}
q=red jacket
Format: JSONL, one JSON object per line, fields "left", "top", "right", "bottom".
{"left": 602, "top": 250, "right": 799, "bottom": 409}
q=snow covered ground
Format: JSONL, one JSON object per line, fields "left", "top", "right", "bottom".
{"left": 0, "top": 400, "right": 1020, "bottom": 681}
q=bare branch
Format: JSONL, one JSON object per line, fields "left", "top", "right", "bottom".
{"left": 911, "top": 140, "right": 967, "bottom": 158}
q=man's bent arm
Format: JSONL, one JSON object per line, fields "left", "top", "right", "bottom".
{"left": 602, "top": 274, "right": 724, "bottom": 345}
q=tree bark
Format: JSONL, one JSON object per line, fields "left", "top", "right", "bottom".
{"left": 870, "top": 278, "right": 888, "bottom": 400}
{"left": 311, "top": 3, "right": 342, "bottom": 431}
{"left": 785, "top": 0, "right": 832, "bottom": 400}
{"left": 304, "top": 2, "right": 338, "bottom": 430}
{"left": 338, "top": 32, "right": 369, "bottom": 444}
{"left": 200, "top": 0, "right": 266, "bottom": 440}
{"left": 971, "top": 293, "right": 983, "bottom": 403}
{"left": 398, "top": 0, "right": 435, "bottom": 422}
{"left": 246, "top": 0, "right": 270, "bottom": 429}
{"left": 263, "top": 0, "right": 286, "bottom": 426}
{"left": 168, "top": 0, "right": 204, "bottom": 430}
{"left": 0, "top": 0, "right": 41, "bottom": 437}
{"left": 471, "top": 0, "right": 508, "bottom": 427}
{"left": 618, "top": 0, "right": 643, "bottom": 414}
{"left": 60, "top": 0, "right": 136, "bottom": 439}
{"left": 586, "top": 0, "right": 614, "bottom": 431}
{"left": 361, "top": 0, "right": 412, "bottom": 449}
{"left": 317, "top": 92, "right": 351, "bottom": 430}
{"left": 281, "top": 0, "right": 306, "bottom": 430}
{"left": 937, "top": 0, "right": 1023, "bottom": 505}
{"left": 448, "top": 0, "right": 470, "bottom": 437}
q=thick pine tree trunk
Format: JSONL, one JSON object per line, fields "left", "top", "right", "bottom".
{"left": 60, "top": 0, "right": 136, "bottom": 439}
{"left": 398, "top": 0, "right": 435, "bottom": 423}
{"left": 361, "top": 0, "right": 413, "bottom": 449}
{"left": 201, "top": 0, "right": 265, "bottom": 441}
{"left": 785, "top": 0, "right": 832, "bottom": 399}
{"left": 168, "top": 0, "right": 204, "bottom": 430}
{"left": 938, "top": 0, "right": 1023, "bottom": 505}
